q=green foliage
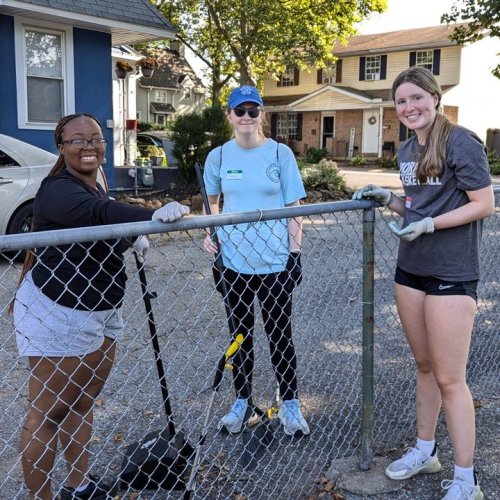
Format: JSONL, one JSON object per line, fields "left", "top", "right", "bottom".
{"left": 170, "top": 105, "right": 232, "bottom": 182}
{"left": 137, "top": 121, "right": 169, "bottom": 132}
{"left": 301, "top": 159, "right": 346, "bottom": 192}
{"left": 488, "top": 151, "right": 500, "bottom": 175}
{"left": 441, "top": 0, "right": 500, "bottom": 78}
{"left": 143, "top": 145, "right": 165, "bottom": 158}
{"left": 152, "top": 0, "right": 388, "bottom": 91}
{"left": 375, "top": 155, "right": 398, "bottom": 169}
{"left": 305, "top": 147, "right": 327, "bottom": 164}
{"left": 350, "top": 155, "right": 367, "bottom": 166}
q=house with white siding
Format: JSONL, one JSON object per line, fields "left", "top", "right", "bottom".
{"left": 262, "top": 24, "right": 500, "bottom": 159}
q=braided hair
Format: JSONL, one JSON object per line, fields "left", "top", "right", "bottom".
{"left": 49, "top": 113, "right": 104, "bottom": 176}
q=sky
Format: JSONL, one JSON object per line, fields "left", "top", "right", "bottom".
{"left": 356, "top": 0, "right": 458, "bottom": 34}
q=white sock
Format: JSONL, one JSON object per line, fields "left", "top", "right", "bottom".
{"left": 454, "top": 464, "right": 475, "bottom": 485}
{"left": 416, "top": 437, "right": 435, "bottom": 457}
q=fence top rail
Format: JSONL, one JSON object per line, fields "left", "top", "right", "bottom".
{"left": 0, "top": 200, "right": 374, "bottom": 252}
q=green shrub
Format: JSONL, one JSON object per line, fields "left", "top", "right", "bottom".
{"left": 170, "top": 105, "right": 232, "bottom": 182}
{"left": 375, "top": 155, "right": 398, "bottom": 169}
{"left": 488, "top": 151, "right": 500, "bottom": 175}
{"left": 305, "top": 147, "right": 327, "bottom": 164}
{"left": 301, "top": 159, "right": 346, "bottom": 192}
{"left": 350, "top": 155, "right": 366, "bottom": 166}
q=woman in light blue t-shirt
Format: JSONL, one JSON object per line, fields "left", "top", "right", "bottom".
{"left": 203, "top": 85, "right": 309, "bottom": 438}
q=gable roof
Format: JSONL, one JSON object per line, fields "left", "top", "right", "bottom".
{"left": 0, "top": 0, "right": 176, "bottom": 44}
{"left": 138, "top": 48, "right": 206, "bottom": 93}
{"left": 334, "top": 24, "right": 465, "bottom": 56}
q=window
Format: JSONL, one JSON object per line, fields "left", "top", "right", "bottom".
{"left": 322, "top": 66, "right": 337, "bottom": 84}
{"left": 409, "top": 49, "right": 441, "bottom": 75}
{"left": 277, "top": 113, "right": 298, "bottom": 140}
{"left": 183, "top": 88, "right": 192, "bottom": 101}
{"left": 155, "top": 91, "right": 167, "bottom": 103}
{"left": 278, "top": 66, "right": 299, "bottom": 87}
{"left": 416, "top": 50, "right": 433, "bottom": 71}
{"left": 281, "top": 67, "right": 295, "bottom": 87}
{"left": 15, "top": 20, "right": 74, "bottom": 129}
{"left": 365, "top": 56, "right": 381, "bottom": 80}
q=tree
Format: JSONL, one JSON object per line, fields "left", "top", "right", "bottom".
{"left": 170, "top": 105, "right": 232, "bottom": 182}
{"left": 153, "top": 0, "right": 387, "bottom": 102}
{"left": 441, "top": 0, "right": 500, "bottom": 78}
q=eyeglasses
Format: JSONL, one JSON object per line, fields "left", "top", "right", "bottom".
{"left": 62, "top": 138, "right": 107, "bottom": 148}
{"left": 232, "top": 107, "right": 261, "bottom": 118}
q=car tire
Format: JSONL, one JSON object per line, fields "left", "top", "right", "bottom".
{"left": 4, "top": 202, "right": 33, "bottom": 262}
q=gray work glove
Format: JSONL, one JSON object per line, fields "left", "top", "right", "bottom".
{"left": 352, "top": 184, "right": 392, "bottom": 205}
{"left": 388, "top": 217, "right": 434, "bottom": 241}
{"left": 152, "top": 201, "right": 190, "bottom": 222}
{"left": 132, "top": 235, "right": 149, "bottom": 262}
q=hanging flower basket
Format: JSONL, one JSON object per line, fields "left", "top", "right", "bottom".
{"left": 138, "top": 57, "right": 159, "bottom": 78}
{"left": 115, "top": 60, "right": 134, "bottom": 79}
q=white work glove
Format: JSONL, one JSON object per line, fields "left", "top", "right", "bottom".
{"left": 152, "top": 201, "right": 190, "bottom": 222}
{"left": 132, "top": 235, "right": 149, "bottom": 262}
{"left": 388, "top": 217, "right": 434, "bottom": 241}
{"left": 352, "top": 184, "right": 393, "bottom": 205}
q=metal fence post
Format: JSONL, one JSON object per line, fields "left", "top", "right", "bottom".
{"left": 360, "top": 204, "right": 375, "bottom": 470}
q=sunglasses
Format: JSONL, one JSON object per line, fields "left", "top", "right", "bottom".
{"left": 232, "top": 107, "right": 261, "bottom": 118}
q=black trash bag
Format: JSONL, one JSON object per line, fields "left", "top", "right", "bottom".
{"left": 120, "top": 428, "right": 194, "bottom": 491}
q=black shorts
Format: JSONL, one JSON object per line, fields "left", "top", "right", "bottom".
{"left": 394, "top": 267, "right": 478, "bottom": 302}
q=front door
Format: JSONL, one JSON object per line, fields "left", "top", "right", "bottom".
{"left": 362, "top": 110, "right": 379, "bottom": 154}
{"left": 322, "top": 115, "right": 334, "bottom": 151}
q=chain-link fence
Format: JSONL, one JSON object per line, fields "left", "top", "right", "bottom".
{"left": 0, "top": 194, "right": 498, "bottom": 499}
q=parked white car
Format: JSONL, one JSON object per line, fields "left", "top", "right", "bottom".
{"left": 0, "top": 134, "right": 107, "bottom": 237}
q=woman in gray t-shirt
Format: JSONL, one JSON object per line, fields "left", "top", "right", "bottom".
{"left": 353, "top": 67, "right": 493, "bottom": 500}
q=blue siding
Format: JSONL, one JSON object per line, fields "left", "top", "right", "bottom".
{"left": 73, "top": 28, "right": 115, "bottom": 187}
{"left": 0, "top": 17, "right": 116, "bottom": 187}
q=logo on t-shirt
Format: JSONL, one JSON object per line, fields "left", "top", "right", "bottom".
{"left": 266, "top": 163, "right": 280, "bottom": 183}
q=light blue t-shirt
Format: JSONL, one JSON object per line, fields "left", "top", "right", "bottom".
{"left": 204, "top": 138, "right": 306, "bottom": 274}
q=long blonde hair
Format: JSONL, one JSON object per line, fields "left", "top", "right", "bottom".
{"left": 9, "top": 113, "right": 103, "bottom": 313}
{"left": 392, "top": 67, "right": 453, "bottom": 184}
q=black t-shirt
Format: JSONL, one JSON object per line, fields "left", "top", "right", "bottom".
{"left": 31, "top": 169, "right": 155, "bottom": 310}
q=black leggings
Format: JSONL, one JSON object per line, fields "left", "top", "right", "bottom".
{"left": 219, "top": 267, "right": 298, "bottom": 401}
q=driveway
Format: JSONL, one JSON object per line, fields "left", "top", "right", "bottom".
{"left": 338, "top": 165, "right": 500, "bottom": 192}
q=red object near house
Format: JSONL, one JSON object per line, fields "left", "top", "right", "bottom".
{"left": 126, "top": 119, "right": 138, "bottom": 130}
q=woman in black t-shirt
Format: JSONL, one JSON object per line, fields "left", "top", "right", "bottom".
{"left": 13, "top": 113, "right": 189, "bottom": 499}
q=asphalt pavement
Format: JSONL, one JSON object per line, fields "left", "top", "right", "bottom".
{"left": 338, "top": 165, "right": 500, "bottom": 192}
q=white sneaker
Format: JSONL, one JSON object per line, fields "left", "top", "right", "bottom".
{"left": 219, "top": 399, "right": 248, "bottom": 434}
{"left": 441, "top": 476, "right": 484, "bottom": 500}
{"left": 385, "top": 445, "right": 442, "bottom": 480}
{"left": 278, "top": 399, "right": 310, "bottom": 437}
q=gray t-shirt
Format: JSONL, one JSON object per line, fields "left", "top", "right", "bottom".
{"left": 396, "top": 126, "right": 491, "bottom": 281}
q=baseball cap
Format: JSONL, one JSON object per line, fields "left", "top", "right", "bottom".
{"left": 228, "top": 85, "right": 264, "bottom": 108}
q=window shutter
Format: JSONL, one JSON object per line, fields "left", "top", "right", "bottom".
{"left": 336, "top": 59, "right": 342, "bottom": 82}
{"left": 271, "top": 114, "right": 277, "bottom": 138}
{"left": 317, "top": 68, "right": 323, "bottom": 84}
{"left": 294, "top": 67, "right": 300, "bottom": 85}
{"left": 409, "top": 51, "right": 416, "bottom": 66}
{"left": 359, "top": 57, "right": 366, "bottom": 81}
{"left": 296, "top": 113, "right": 303, "bottom": 141}
{"left": 433, "top": 49, "right": 441, "bottom": 75}
{"left": 381, "top": 55, "right": 387, "bottom": 80}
